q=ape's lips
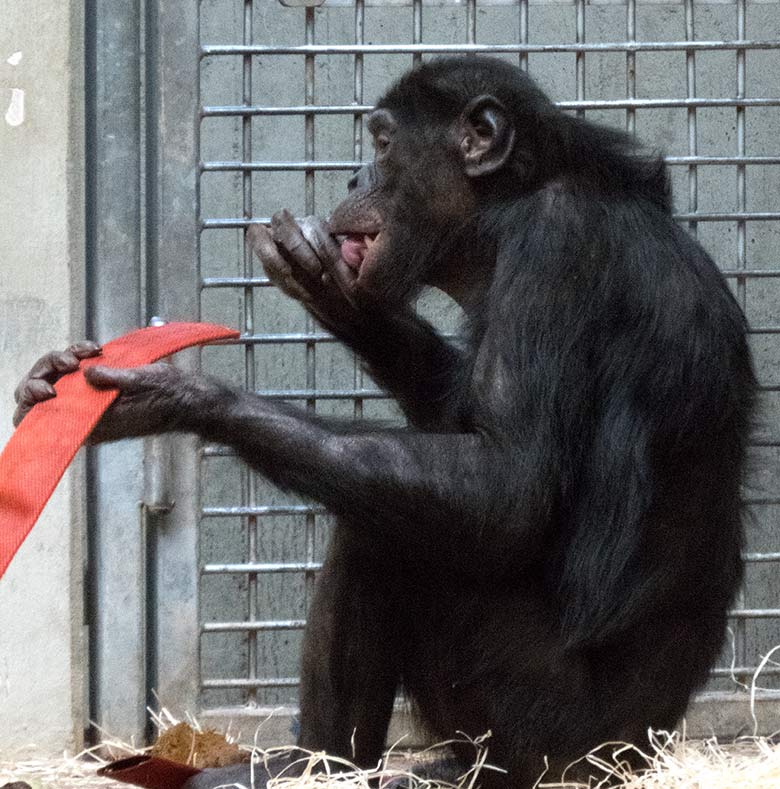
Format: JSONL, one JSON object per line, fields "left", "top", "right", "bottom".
{"left": 337, "top": 232, "right": 382, "bottom": 276}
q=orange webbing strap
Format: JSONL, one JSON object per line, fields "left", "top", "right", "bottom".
{"left": 0, "top": 322, "right": 239, "bottom": 580}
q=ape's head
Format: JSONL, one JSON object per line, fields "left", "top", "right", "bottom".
{"left": 328, "top": 56, "right": 556, "bottom": 304}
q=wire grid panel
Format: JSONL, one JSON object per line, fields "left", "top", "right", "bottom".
{"left": 196, "top": 0, "right": 780, "bottom": 732}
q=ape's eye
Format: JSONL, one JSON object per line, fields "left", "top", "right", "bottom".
{"left": 374, "top": 134, "right": 391, "bottom": 154}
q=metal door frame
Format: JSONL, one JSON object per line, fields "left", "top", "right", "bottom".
{"left": 86, "top": 0, "right": 201, "bottom": 744}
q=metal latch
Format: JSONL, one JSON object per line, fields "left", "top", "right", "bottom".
{"left": 143, "top": 316, "right": 175, "bottom": 515}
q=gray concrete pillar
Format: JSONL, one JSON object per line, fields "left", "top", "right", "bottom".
{"left": 0, "top": 0, "right": 87, "bottom": 755}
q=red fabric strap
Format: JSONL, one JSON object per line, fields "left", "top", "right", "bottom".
{"left": 98, "top": 754, "right": 202, "bottom": 788}
{"left": 0, "top": 322, "right": 239, "bottom": 580}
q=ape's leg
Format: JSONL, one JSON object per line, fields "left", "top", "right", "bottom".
{"left": 298, "top": 524, "right": 404, "bottom": 766}
{"left": 402, "top": 595, "right": 703, "bottom": 789}
{"left": 184, "top": 527, "right": 404, "bottom": 789}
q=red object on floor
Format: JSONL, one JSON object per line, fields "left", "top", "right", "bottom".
{"left": 98, "top": 754, "right": 202, "bottom": 788}
{"left": 0, "top": 321, "right": 239, "bottom": 580}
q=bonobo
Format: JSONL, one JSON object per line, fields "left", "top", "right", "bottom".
{"left": 14, "top": 57, "right": 754, "bottom": 788}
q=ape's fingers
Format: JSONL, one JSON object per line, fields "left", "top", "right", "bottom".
{"left": 249, "top": 222, "right": 315, "bottom": 303}
{"left": 299, "top": 215, "right": 342, "bottom": 263}
{"left": 249, "top": 224, "right": 293, "bottom": 280}
{"left": 293, "top": 215, "right": 359, "bottom": 306}
{"left": 84, "top": 365, "right": 141, "bottom": 391}
{"left": 69, "top": 341, "right": 102, "bottom": 359}
{"left": 246, "top": 223, "right": 276, "bottom": 261}
{"left": 299, "top": 217, "right": 358, "bottom": 299}
{"left": 271, "top": 209, "right": 322, "bottom": 276}
{"left": 12, "top": 379, "right": 56, "bottom": 427}
{"left": 320, "top": 247, "right": 359, "bottom": 303}
{"left": 23, "top": 349, "right": 81, "bottom": 387}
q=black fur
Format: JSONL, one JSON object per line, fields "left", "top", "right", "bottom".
{"left": 15, "top": 57, "right": 753, "bottom": 789}
{"left": 186, "top": 58, "right": 757, "bottom": 788}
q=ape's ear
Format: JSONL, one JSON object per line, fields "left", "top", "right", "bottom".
{"left": 458, "top": 95, "right": 516, "bottom": 178}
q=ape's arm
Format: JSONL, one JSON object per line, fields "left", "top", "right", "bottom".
{"left": 81, "top": 363, "right": 543, "bottom": 578}
{"left": 327, "top": 307, "right": 465, "bottom": 431}
{"left": 184, "top": 387, "right": 541, "bottom": 576}
{"left": 249, "top": 215, "right": 465, "bottom": 431}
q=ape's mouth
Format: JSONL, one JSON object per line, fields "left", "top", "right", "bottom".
{"left": 337, "top": 232, "right": 383, "bottom": 279}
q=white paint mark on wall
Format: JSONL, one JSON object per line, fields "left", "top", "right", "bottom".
{"left": 6, "top": 51, "right": 22, "bottom": 66}
{"left": 4, "top": 88, "right": 25, "bottom": 127}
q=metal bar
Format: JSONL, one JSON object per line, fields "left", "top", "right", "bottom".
{"left": 729, "top": 609, "right": 780, "bottom": 619}
{"left": 203, "top": 678, "right": 299, "bottom": 689}
{"left": 205, "top": 436, "right": 780, "bottom": 460}
{"left": 203, "top": 160, "right": 358, "bottom": 171}
{"left": 734, "top": 0, "right": 749, "bottom": 678}
{"left": 201, "top": 40, "right": 780, "bottom": 57}
{"left": 743, "top": 553, "right": 780, "bottom": 563}
{"left": 518, "top": 0, "right": 528, "bottom": 71}
{"left": 212, "top": 557, "right": 780, "bottom": 575}
{"left": 575, "top": 0, "right": 585, "bottom": 118}
{"left": 204, "top": 620, "right": 307, "bottom": 632}
{"left": 711, "top": 666, "right": 780, "bottom": 678}
{"left": 722, "top": 270, "right": 780, "bottom": 278}
{"left": 85, "top": 0, "right": 147, "bottom": 744}
{"left": 665, "top": 156, "right": 780, "bottom": 166}
{"left": 149, "top": 0, "right": 202, "bottom": 727}
{"left": 625, "top": 0, "right": 636, "bottom": 135}
{"left": 203, "top": 276, "right": 272, "bottom": 287}
{"left": 201, "top": 320, "right": 780, "bottom": 337}
{"left": 203, "top": 610, "right": 780, "bottom": 630}
{"left": 200, "top": 155, "right": 780, "bottom": 172}
{"left": 736, "top": 2, "right": 748, "bottom": 306}
{"left": 685, "top": 0, "right": 697, "bottom": 237}
{"left": 183, "top": 324, "right": 780, "bottom": 339}
{"left": 412, "top": 0, "right": 422, "bottom": 67}
{"left": 240, "top": 0, "right": 260, "bottom": 708}
{"left": 202, "top": 505, "right": 326, "bottom": 517}
{"left": 201, "top": 212, "right": 780, "bottom": 230}
{"left": 220, "top": 389, "right": 386, "bottom": 399}
{"left": 199, "top": 330, "right": 338, "bottom": 342}
{"left": 189, "top": 556, "right": 773, "bottom": 573}
{"left": 203, "top": 562, "right": 323, "bottom": 574}
{"left": 202, "top": 97, "right": 780, "bottom": 117}
{"left": 466, "top": 0, "right": 476, "bottom": 45}
{"left": 354, "top": 1, "right": 366, "bottom": 423}
{"left": 304, "top": 5, "right": 318, "bottom": 616}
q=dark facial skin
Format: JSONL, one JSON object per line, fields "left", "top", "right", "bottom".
{"left": 15, "top": 57, "right": 754, "bottom": 788}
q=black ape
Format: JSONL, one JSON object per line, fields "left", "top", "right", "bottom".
{"left": 15, "top": 57, "right": 754, "bottom": 788}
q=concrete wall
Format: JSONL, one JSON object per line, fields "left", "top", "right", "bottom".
{"left": 0, "top": 2, "right": 86, "bottom": 754}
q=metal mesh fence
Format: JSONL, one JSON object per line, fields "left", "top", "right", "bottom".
{"left": 194, "top": 0, "right": 780, "bottom": 731}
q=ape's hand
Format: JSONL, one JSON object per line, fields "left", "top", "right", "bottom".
{"left": 13, "top": 341, "right": 102, "bottom": 427}
{"left": 13, "top": 344, "right": 225, "bottom": 443}
{"left": 248, "top": 210, "right": 365, "bottom": 332}
{"left": 83, "top": 364, "right": 224, "bottom": 442}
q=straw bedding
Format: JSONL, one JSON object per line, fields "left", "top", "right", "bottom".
{"left": 4, "top": 728, "right": 780, "bottom": 789}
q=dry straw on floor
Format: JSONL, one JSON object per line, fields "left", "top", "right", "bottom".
{"left": 4, "top": 729, "right": 780, "bottom": 789}
{"left": 0, "top": 746, "right": 116, "bottom": 789}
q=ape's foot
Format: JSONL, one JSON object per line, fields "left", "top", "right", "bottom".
{"left": 182, "top": 751, "right": 314, "bottom": 789}
{"left": 379, "top": 756, "right": 465, "bottom": 789}
{"left": 181, "top": 752, "right": 467, "bottom": 789}
{"left": 182, "top": 761, "right": 255, "bottom": 789}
